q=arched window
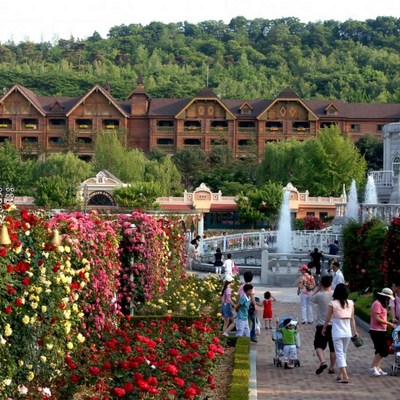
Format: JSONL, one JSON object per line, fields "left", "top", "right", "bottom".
{"left": 393, "top": 156, "right": 400, "bottom": 176}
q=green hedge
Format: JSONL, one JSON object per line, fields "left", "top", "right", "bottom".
{"left": 227, "top": 337, "right": 251, "bottom": 400}
{"left": 350, "top": 292, "right": 373, "bottom": 323}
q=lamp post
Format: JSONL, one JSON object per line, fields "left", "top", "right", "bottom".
{"left": 83, "top": 184, "right": 89, "bottom": 214}
{"left": 0, "top": 183, "right": 14, "bottom": 245}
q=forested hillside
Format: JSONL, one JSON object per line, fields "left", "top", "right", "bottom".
{"left": 1, "top": 16, "right": 400, "bottom": 102}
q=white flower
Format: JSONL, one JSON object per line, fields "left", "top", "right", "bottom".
{"left": 18, "top": 385, "right": 28, "bottom": 394}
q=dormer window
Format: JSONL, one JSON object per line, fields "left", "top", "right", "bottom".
{"left": 325, "top": 104, "right": 339, "bottom": 116}
{"left": 239, "top": 102, "right": 253, "bottom": 115}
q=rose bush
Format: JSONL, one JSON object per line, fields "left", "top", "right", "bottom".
{"left": 0, "top": 206, "right": 88, "bottom": 398}
{"left": 1, "top": 207, "right": 227, "bottom": 399}
{"left": 61, "top": 315, "right": 224, "bottom": 399}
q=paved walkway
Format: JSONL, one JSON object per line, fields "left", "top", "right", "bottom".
{"left": 252, "top": 285, "right": 399, "bottom": 400}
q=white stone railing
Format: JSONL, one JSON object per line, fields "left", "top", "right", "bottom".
{"left": 369, "top": 170, "right": 393, "bottom": 187}
{"left": 200, "top": 229, "right": 341, "bottom": 256}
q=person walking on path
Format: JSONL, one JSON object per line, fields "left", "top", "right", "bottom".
{"left": 322, "top": 283, "right": 359, "bottom": 383}
{"left": 390, "top": 277, "right": 400, "bottom": 325}
{"left": 220, "top": 275, "right": 236, "bottom": 337}
{"left": 263, "top": 291, "right": 276, "bottom": 330}
{"left": 311, "top": 275, "right": 336, "bottom": 375}
{"left": 297, "top": 264, "right": 315, "bottom": 324}
{"left": 328, "top": 240, "right": 340, "bottom": 256}
{"left": 236, "top": 283, "right": 253, "bottom": 337}
{"left": 331, "top": 261, "right": 345, "bottom": 290}
{"left": 238, "top": 271, "right": 260, "bottom": 342}
{"left": 309, "top": 247, "right": 323, "bottom": 285}
{"left": 369, "top": 287, "right": 397, "bottom": 376}
{"left": 223, "top": 253, "right": 234, "bottom": 281}
{"left": 213, "top": 248, "right": 224, "bottom": 275}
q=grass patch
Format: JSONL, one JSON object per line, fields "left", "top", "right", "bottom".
{"left": 227, "top": 337, "right": 251, "bottom": 400}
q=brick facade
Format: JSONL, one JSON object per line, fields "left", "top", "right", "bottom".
{"left": 0, "top": 83, "right": 398, "bottom": 160}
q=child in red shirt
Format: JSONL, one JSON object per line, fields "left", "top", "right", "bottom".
{"left": 263, "top": 291, "right": 276, "bottom": 329}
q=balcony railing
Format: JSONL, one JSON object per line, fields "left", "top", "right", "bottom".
{"left": 238, "top": 127, "right": 256, "bottom": 133}
{"left": 157, "top": 126, "right": 174, "bottom": 132}
{"left": 369, "top": 171, "right": 393, "bottom": 187}
{"left": 211, "top": 127, "right": 228, "bottom": 133}
{"left": 184, "top": 126, "right": 201, "bottom": 133}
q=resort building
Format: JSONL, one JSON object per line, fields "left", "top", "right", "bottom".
{"left": 0, "top": 79, "right": 397, "bottom": 160}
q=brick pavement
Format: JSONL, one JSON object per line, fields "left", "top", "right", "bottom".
{"left": 254, "top": 300, "right": 399, "bottom": 400}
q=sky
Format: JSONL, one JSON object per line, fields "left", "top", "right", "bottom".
{"left": 1, "top": 0, "right": 400, "bottom": 44}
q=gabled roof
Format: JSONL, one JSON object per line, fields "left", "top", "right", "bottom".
{"left": 325, "top": 102, "right": 339, "bottom": 112}
{"left": 0, "top": 84, "right": 46, "bottom": 116}
{"left": 66, "top": 83, "right": 129, "bottom": 117}
{"left": 175, "top": 87, "right": 236, "bottom": 120}
{"left": 194, "top": 87, "right": 219, "bottom": 99}
{"left": 97, "top": 170, "right": 124, "bottom": 184}
{"left": 275, "top": 87, "right": 301, "bottom": 99}
{"left": 257, "top": 87, "right": 319, "bottom": 120}
{"left": 239, "top": 101, "right": 254, "bottom": 111}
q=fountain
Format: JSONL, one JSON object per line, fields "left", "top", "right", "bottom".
{"left": 276, "top": 190, "right": 293, "bottom": 254}
{"left": 346, "top": 180, "right": 359, "bottom": 221}
{"left": 365, "top": 175, "right": 378, "bottom": 204}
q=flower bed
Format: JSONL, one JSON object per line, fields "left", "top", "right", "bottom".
{"left": 1, "top": 207, "right": 229, "bottom": 399}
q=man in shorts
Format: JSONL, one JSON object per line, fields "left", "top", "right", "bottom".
{"left": 311, "top": 275, "right": 336, "bottom": 374}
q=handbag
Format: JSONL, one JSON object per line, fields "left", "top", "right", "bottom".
{"left": 351, "top": 335, "right": 364, "bottom": 348}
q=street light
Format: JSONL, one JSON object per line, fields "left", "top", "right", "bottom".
{"left": 0, "top": 183, "right": 14, "bottom": 245}
{"left": 83, "top": 184, "right": 89, "bottom": 214}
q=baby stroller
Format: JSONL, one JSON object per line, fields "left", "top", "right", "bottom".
{"left": 272, "top": 315, "right": 301, "bottom": 368}
{"left": 390, "top": 324, "right": 400, "bottom": 376}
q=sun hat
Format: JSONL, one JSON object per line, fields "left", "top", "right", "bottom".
{"left": 377, "top": 287, "right": 394, "bottom": 300}
{"left": 298, "top": 264, "right": 308, "bottom": 271}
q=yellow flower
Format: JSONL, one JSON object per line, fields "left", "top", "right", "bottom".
{"left": 64, "top": 245, "right": 71, "bottom": 253}
{"left": 67, "top": 342, "right": 73, "bottom": 350}
{"left": 36, "top": 286, "right": 43, "bottom": 294}
{"left": 27, "top": 372, "right": 35, "bottom": 381}
{"left": 18, "top": 360, "right": 24, "bottom": 367}
{"left": 31, "top": 302, "right": 38, "bottom": 310}
{"left": 41, "top": 306, "right": 47, "bottom": 313}
{"left": 40, "top": 356, "right": 47, "bottom": 363}
{"left": 46, "top": 343, "right": 54, "bottom": 350}
{"left": 77, "top": 333, "right": 85, "bottom": 343}
{"left": 4, "top": 324, "right": 12, "bottom": 337}
{"left": 22, "top": 316, "right": 30, "bottom": 325}
{"left": 14, "top": 245, "right": 22, "bottom": 254}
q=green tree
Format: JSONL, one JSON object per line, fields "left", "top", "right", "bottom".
{"left": 93, "top": 131, "right": 146, "bottom": 183}
{"left": 34, "top": 176, "right": 78, "bottom": 208}
{"left": 32, "top": 152, "right": 92, "bottom": 186}
{"left": 0, "top": 140, "right": 34, "bottom": 195}
{"left": 236, "top": 182, "right": 283, "bottom": 227}
{"left": 299, "top": 126, "right": 367, "bottom": 195}
{"left": 113, "top": 182, "right": 161, "bottom": 210}
{"left": 355, "top": 134, "right": 383, "bottom": 172}
{"left": 258, "top": 138, "right": 304, "bottom": 186}
{"left": 173, "top": 147, "right": 207, "bottom": 190}
{"left": 144, "top": 156, "right": 182, "bottom": 195}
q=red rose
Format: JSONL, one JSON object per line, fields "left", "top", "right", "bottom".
{"left": 15, "top": 298, "right": 23, "bottom": 307}
{"left": 70, "top": 374, "right": 79, "bottom": 383}
{"left": 4, "top": 305, "right": 12, "bottom": 314}
{"left": 123, "top": 382, "right": 134, "bottom": 393}
{"left": 89, "top": 366, "right": 100, "bottom": 376}
{"left": 7, "top": 264, "right": 13, "bottom": 273}
{"left": 173, "top": 377, "right": 185, "bottom": 387}
{"left": 112, "top": 388, "right": 126, "bottom": 397}
{"left": 21, "top": 277, "right": 30, "bottom": 286}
